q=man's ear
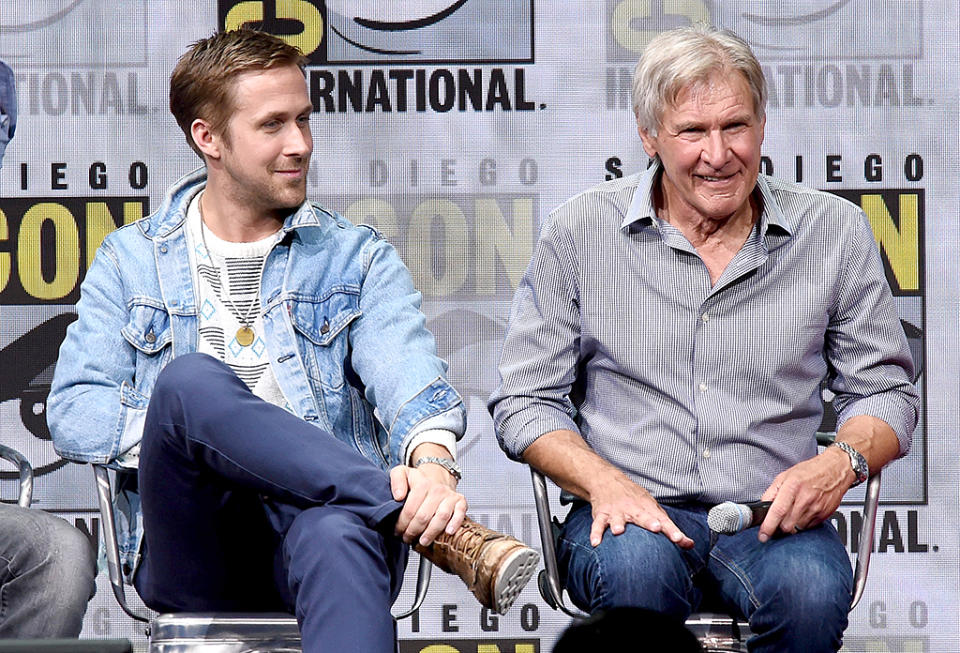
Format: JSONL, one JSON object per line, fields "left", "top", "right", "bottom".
{"left": 637, "top": 122, "right": 660, "bottom": 160}
{"left": 191, "top": 118, "right": 220, "bottom": 160}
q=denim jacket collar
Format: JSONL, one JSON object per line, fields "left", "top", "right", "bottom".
{"left": 139, "top": 167, "right": 334, "bottom": 240}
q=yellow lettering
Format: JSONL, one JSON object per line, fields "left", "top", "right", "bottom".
{"left": 474, "top": 198, "right": 533, "bottom": 294}
{"left": 0, "top": 208, "right": 8, "bottom": 293}
{"left": 611, "top": 0, "right": 710, "bottom": 53}
{"left": 861, "top": 193, "right": 920, "bottom": 292}
{"left": 224, "top": 0, "right": 323, "bottom": 56}
{"left": 417, "top": 646, "right": 460, "bottom": 653}
{"left": 345, "top": 198, "right": 401, "bottom": 244}
{"left": 85, "top": 203, "right": 118, "bottom": 270}
{"left": 124, "top": 201, "right": 144, "bottom": 226}
{"left": 407, "top": 199, "right": 468, "bottom": 297}
{"left": 18, "top": 203, "right": 80, "bottom": 301}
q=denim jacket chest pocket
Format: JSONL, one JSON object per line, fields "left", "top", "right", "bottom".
{"left": 287, "top": 289, "right": 361, "bottom": 390}
{"left": 120, "top": 302, "right": 173, "bottom": 404}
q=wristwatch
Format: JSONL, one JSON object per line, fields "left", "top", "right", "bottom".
{"left": 830, "top": 441, "right": 868, "bottom": 487}
{"left": 415, "top": 456, "right": 462, "bottom": 481}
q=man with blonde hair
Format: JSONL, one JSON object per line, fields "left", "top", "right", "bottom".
{"left": 491, "top": 26, "right": 917, "bottom": 652}
{"left": 49, "top": 29, "right": 536, "bottom": 652}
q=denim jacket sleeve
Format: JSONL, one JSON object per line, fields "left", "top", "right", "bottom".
{"left": 348, "top": 227, "right": 466, "bottom": 465}
{"left": 47, "top": 237, "right": 146, "bottom": 463}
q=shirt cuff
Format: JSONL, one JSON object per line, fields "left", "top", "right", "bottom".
{"left": 404, "top": 429, "right": 458, "bottom": 466}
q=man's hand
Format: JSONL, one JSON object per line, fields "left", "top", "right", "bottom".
{"left": 523, "top": 429, "right": 693, "bottom": 549}
{"left": 390, "top": 463, "right": 467, "bottom": 547}
{"left": 757, "top": 447, "right": 853, "bottom": 542}
{"left": 588, "top": 471, "right": 694, "bottom": 548}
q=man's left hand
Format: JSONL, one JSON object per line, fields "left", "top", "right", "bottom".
{"left": 757, "top": 446, "right": 853, "bottom": 542}
{"left": 390, "top": 463, "right": 467, "bottom": 547}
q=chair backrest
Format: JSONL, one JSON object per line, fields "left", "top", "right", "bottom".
{"left": 0, "top": 443, "right": 33, "bottom": 508}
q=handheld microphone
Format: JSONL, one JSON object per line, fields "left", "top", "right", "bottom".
{"left": 707, "top": 500, "right": 772, "bottom": 534}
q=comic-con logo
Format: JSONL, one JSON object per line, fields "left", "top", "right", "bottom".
{"left": 219, "top": 0, "right": 534, "bottom": 64}
{"left": 603, "top": 1, "right": 927, "bottom": 110}
{"left": 604, "top": 0, "right": 922, "bottom": 62}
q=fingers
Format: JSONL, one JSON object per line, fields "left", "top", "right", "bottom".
{"left": 590, "top": 507, "right": 693, "bottom": 549}
{"left": 417, "top": 494, "right": 468, "bottom": 546}
{"left": 394, "top": 466, "right": 468, "bottom": 545}
{"left": 390, "top": 466, "right": 410, "bottom": 502}
{"left": 758, "top": 494, "right": 790, "bottom": 542}
{"left": 589, "top": 512, "right": 609, "bottom": 546}
{"left": 658, "top": 515, "right": 695, "bottom": 549}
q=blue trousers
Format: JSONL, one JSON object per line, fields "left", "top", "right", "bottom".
{"left": 557, "top": 501, "right": 853, "bottom": 653}
{"left": 134, "top": 354, "right": 408, "bottom": 653}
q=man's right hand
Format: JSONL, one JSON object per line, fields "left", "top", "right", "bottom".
{"left": 523, "top": 429, "right": 693, "bottom": 549}
{"left": 587, "top": 469, "right": 694, "bottom": 548}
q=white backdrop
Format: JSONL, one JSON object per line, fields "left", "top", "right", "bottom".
{"left": 0, "top": 2, "right": 956, "bottom": 651}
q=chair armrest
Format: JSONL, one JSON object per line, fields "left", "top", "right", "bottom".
{"left": 851, "top": 469, "right": 881, "bottom": 610}
{"left": 816, "top": 430, "right": 881, "bottom": 610}
{"left": 391, "top": 555, "right": 432, "bottom": 620}
{"left": 530, "top": 466, "right": 586, "bottom": 618}
{"left": 92, "top": 464, "right": 151, "bottom": 623}
{"left": 0, "top": 444, "right": 33, "bottom": 508}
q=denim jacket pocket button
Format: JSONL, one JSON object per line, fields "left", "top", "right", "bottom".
{"left": 145, "top": 331, "right": 156, "bottom": 344}
{"left": 320, "top": 320, "right": 330, "bottom": 335}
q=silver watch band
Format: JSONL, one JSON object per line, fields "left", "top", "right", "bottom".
{"left": 414, "top": 456, "right": 462, "bottom": 480}
{"left": 830, "top": 441, "right": 868, "bottom": 487}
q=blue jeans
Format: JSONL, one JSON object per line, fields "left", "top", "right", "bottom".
{"left": 0, "top": 504, "right": 96, "bottom": 637}
{"left": 134, "top": 354, "right": 408, "bottom": 653}
{"left": 557, "top": 502, "right": 852, "bottom": 653}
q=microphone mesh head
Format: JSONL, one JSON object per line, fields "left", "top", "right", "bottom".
{"left": 707, "top": 501, "right": 751, "bottom": 534}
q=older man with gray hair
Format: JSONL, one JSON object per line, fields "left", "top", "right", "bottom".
{"left": 489, "top": 26, "right": 918, "bottom": 652}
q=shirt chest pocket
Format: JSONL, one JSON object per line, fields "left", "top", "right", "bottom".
{"left": 288, "top": 290, "right": 361, "bottom": 390}
{"left": 120, "top": 303, "right": 173, "bottom": 393}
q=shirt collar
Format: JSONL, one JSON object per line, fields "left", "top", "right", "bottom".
{"left": 620, "top": 158, "right": 793, "bottom": 238}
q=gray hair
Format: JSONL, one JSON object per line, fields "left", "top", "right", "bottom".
{"left": 632, "top": 26, "right": 767, "bottom": 135}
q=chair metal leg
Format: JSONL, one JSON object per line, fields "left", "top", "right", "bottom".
{"left": 0, "top": 443, "right": 33, "bottom": 508}
{"left": 93, "top": 464, "right": 152, "bottom": 624}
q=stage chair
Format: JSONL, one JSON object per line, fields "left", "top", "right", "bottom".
{"left": 93, "top": 463, "right": 431, "bottom": 652}
{"left": 0, "top": 443, "right": 33, "bottom": 507}
{"left": 529, "top": 432, "right": 882, "bottom": 653}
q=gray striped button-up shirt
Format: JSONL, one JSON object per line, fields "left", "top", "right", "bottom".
{"left": 489, "top": 162, "right": 919, "bottom": 504}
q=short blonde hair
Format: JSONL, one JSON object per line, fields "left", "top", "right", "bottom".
{"left": 632, "top": 26, "right": 766, "bottom": 135}
{"left": 169, "top": 29, "right": 308, "bottom": 158}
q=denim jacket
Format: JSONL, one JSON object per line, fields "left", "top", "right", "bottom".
{"left": 48, "top": 168, "right": 465, "bottom": 575}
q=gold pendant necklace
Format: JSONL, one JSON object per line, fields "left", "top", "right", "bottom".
{"left": 199, "top": 198, "right": 266, "bottom": 347}
{"left": 236, "top": 326, "right": 255, "bottom": 347}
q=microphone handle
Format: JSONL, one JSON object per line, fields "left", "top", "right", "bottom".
{"left": 748, "top": 501, "right": 773, "bottom": 527}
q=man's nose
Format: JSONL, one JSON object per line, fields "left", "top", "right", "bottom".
{"left": 284, "top": 122, "right": 312, "bottom": 157}
{"left": 700, "top": 130, "right": 729, "bottom": 167}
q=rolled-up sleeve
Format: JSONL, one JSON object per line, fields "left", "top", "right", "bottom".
{"left": 488, "top": 217, "right": 584, "bottom": 460}
{"left": 827, "top": 209, "right": 920, "bottom": 456}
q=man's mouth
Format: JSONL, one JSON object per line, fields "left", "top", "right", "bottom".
{"left": 697, "top": 172, "right": 736, "bottom": 183}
